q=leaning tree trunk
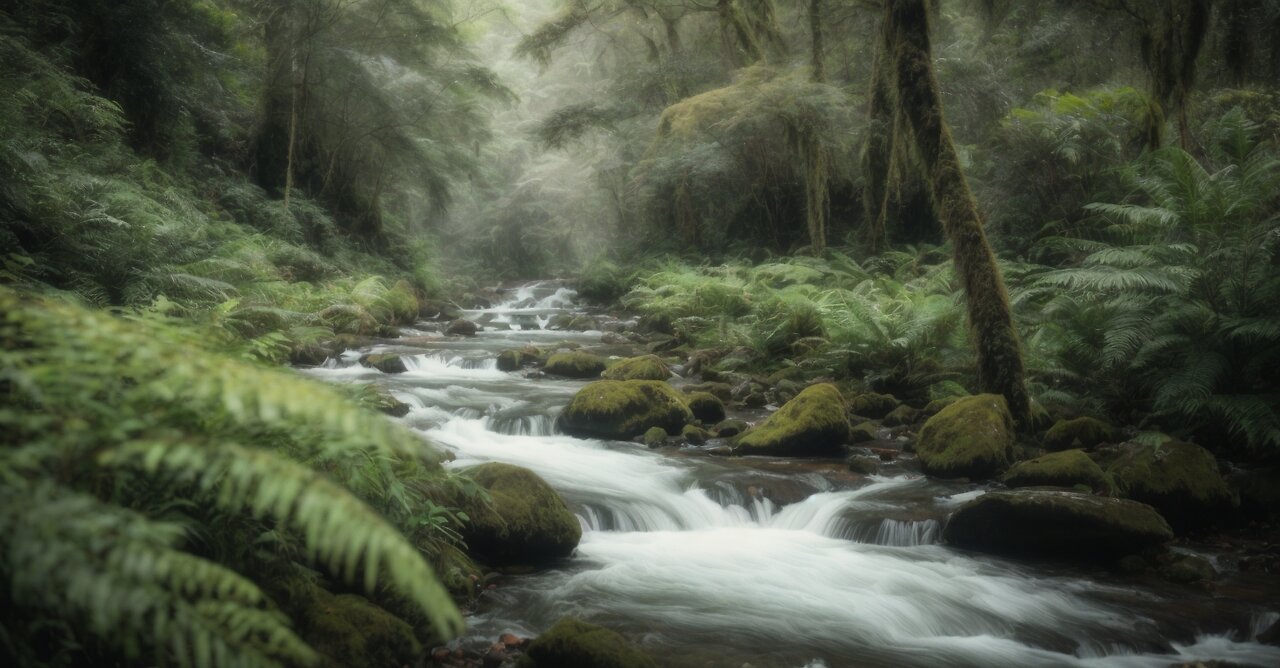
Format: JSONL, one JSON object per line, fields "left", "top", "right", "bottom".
{"left": 885, "top": 0, "right": 1031, "bottom": 425}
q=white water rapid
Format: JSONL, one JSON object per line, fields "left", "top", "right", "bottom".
{"left": 304, "top": 280, "right": 1280, "bottom": 668}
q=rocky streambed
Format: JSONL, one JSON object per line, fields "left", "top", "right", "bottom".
{"left": 303, "top": 280, "right": 1280, "bottom": 668}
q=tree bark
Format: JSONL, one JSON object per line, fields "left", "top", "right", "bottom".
{"left": 809, "top": 0, "right": 825, "bottom": 82}
{"left": 885, "top": 0, "right": 1031, "bottom": 426}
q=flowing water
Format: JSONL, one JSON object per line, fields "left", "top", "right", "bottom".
{"left": 304, "top": 281, "right": 1280, "bottom": 668}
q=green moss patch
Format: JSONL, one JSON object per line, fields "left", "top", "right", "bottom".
{"left": 602, "top": 354, "right": 671, "bottom": 381}
{"left": 459, "top": 463, "right": 581, "bottom": 566}
{"left": 519, "top": 618, "right": 656, "bottom": 668}
{"left": 687, "top": 392, "right": 726, "bottom": 424}
{"left": 735, "top": 383, "right": 849, "bottom": 457}
{"left": 915, "top": 394, "right": 1014, "bottom": 479}
{"left": 299, "top": 587, "right": 422, "bottom": 668}
{"left": 544, "top": 351, "right": 606, "bottom": 378}
{"left": 559, "top": 380, "right": 693, "bottom": 440}
{"left": 1001, "top": 449, "right": 1105, "bottom": 490}
{"left": 1107, "top": 440, "right": 1234, "bottom": 532}
{"left": 849, "top": 391, "right": 899, "bottom": 419}
{"left": 1045, "top": 417, "right": 1118, "bottom": 451}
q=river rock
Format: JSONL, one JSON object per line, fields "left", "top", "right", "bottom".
{"left": 521, "top": 618, "right": 656, "bottom": 668}
{"left": 1000, "top": 449, "right": 1105, "bottom": 491}
{"left": 458, "top": 463, "right": 581, "bottom": 566}
{"left": 915, "top": 394, "right": 1015, "bottom": 479}
{"left": 560, "top": 380, "right": 693, "bottom": 440}
{"left": 848, "top": 421, "right": 878, "bottom": 444}
{"left": 446, "top": 318, "right": 480, "bottom": 337}
{"left": 297, "top": 586, "right": 421, "bottom": 668}
{"left": 602, "top": 354, "right": 670, "bottom": 381}
{"left": 642, "top": 426, "right": 667, "bottom": 448}
{"left": 1105, "top": 440, "right": 1233, "bottom": 532}
{"left": 849, "top": 392, "right": 900, "bottom": 419}
{"left": 734, "top": 383, "right": 850, "bottom": 457}
{"left": 943, "top": 490, "right": 1173, "bottom": 561}
{"left": 686, "top": 392, "right": 726, "bottom": 424}
{"left": 1158, "top": 553, "right": 1216, "bottom": 584}
{"left": 922, "top": 396, "right": 962, "bottom": 418}
{"left": 682, "top": 382, "right": 733, "bottom": 402}
{"left": 544, "top": 351, "right": 606, "bottom": 378}
{"left": 882, "top": 404, "right": 922, "bottom": 427}
{"left": 497, "top": 349, "right": 524, "bottom": 371}
{"left": 1044, "top": 416, "right": 1119, "bottom": 451}
{"left": 713, "top": 419, "right": 749, "bottom": 438}
{"left": 359, "top": 352, "right": 408, "bottom": 374}
{"left": 681, "top": 423, "right": 712, "bottom": 445}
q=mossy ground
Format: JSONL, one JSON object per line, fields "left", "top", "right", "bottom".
{"left": 735, "top": 383, "right": 849, "bottom": 456}
{"left": 560, "top": 380, "right": 693, "bottom": 439}
{"left": 915, "top": 394, "right": 1014, "bottom": 479}
{"left": 459, "top": 463, "right": 581, "bottom": 566}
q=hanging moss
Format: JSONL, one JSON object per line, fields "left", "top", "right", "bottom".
{"left": 882, "top": 0, "right": 1031, "bottom": 427}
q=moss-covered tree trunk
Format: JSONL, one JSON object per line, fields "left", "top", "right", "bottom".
{"left": 885, "top": 0, "right": 1030, "bottom": 426}
{"left": 860, "top": 16, "right": 894, "bottom": 255}
{"left": 255, "top": 2, "right": 293, "bottom": 195}
{"left": 809, "top": 0, "right": 826, "bottom": 82}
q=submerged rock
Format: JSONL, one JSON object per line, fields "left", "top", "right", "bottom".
{"left": 735, "top": 383, "right": 849, "bottom": 457}
{"left": 1044, "top": 416, "right": 1118, "bottom": 451}
{"left": 1106, "top": 440, "right": 1234, "bottom": 532}
{"left": 446, "top": 318, "right": 480, "bottom": 337}
{"left": 459, "top": 463, "right": 581, "bottom": 566}
{"left": 849, "top": 391, "right": 900, "bottom": 419}
{"left": 686, "top": 392, "right": 726, "bottom": 424}
{"left": 1000, "top": 449, "right": 1105, "bottom": 491}
{"left": 359, "top": 352, "right": 407, "bottom": 374}
{"left": 519, "top": 618, "right": 656, "bottom": 668}
{"left": 915, "top": 394, "right": 1015, "bottom": 480}
{"left": 602, "top": 354, "right": 671, "bottom": 381}
{"left": 544, "top": 351, "right": 606, "bottom": 378}
{"left": 943, "top": 490, "right": 1173, "bottom": 561}
{"left": 559, "top": 380, "right": 693, "bottom": 440}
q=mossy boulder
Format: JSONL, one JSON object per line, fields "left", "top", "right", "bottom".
{"left": 1044, "top": 416, "right": 1119, "bottom": 451}
{"left": 683, "top": 382, "right": 733, "bottom": 401}
{"left": 602, "top": 354, "right": 671, "bottom": 381}
{"left": 681, "top": 423, "right": 712, "bottom": 445}
{"left": 1159, "top": 553, "right": 1216, "bottom": 584}
{"left": 713, "top": 418, "right": 749, "bottom": 438}
{"left": 922, "top": 396, "right": 961, "bottom": 418}
{"left": 560, "top": 380, "right": 693, "bottom": 440}
{"left": 1106, "top": 440, "right": 1234, "bottom": 532}
{"left": 848, "top": 421, "right": 878, "bottom": 444}
{"left": 1001, "top": 449, "right": 1106, "bottom": 491}
{"left": 519, "top": 618, "right": 656, "bottom": 668}
{"left": 882, "top": 404, "right": 922, "bottom": 427}
{"left": 943, "top": 490, "right": 1174, "bottom": 561}
{"left": 686, "top": 392, "right": 726, "bottom": 424}
{"left": 915, "top": 394, "right": 1015, "bottom": 479}
{"left": 369, "top": 388, "right": 411, "bottom": 418}
{"left": 642, "top": 426, "right": 668, "bottom": 447}
{"left": 849, "top": 392, "right": 899, "bottom": 419}
{"left": 734, "top": 384, "right": 850, "bottom": 457}
{"left": 459, "top": 463, "right": 581, "bottom": 566}
{"left": 544, "top": 351, "right": 606, "bottom": 379}
{"left": 299, "top": 588, "right": 422, "bottom": 668}
{"left": 446, "top": 318, "right": 479, "bottom": 337}
{"left": 497, "top": 349, "right": 524, "bottom": 372}
{"left": 359, "top": 353, "right": 407, "bottom": 374}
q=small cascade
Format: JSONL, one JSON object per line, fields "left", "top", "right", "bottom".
{"left": 483, "top": 413, "right": 557, "bottom": 436}
{"left": 846, "top": 518, "right": 942, "bottom": 547}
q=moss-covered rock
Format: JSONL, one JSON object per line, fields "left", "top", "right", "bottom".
{"left": 681, "top": 423, "right": 713, "bottom": 445}
{"left": 1001, "top": 449, "right": 1105, "bottom": 491}
{"left": 849, "top": 392, "right": 900, "bottom": 419}
{"left": 497, "top": 349, "right": 524, "bottom": 372}
{"left": 943, "top": 490, "right": 1173, "bottom": 561}
{"left": 713, "top": 418, "right": 749, "bottom": 438}
{"left": 602, "top": 354, "right": 671, "bottom": 381}
{"left": 559, "top": 380, "right": 693, "bottom": 440}
{"left": 519, "top": 618, "right": 656, "bottom": 668}
{"left": 686, "top": 392, "right": 726, "bottom": 424}
{"left": 882, "top": 404, "right": 922, "bottom": 427}
{"left": 1159, "top": 553, "right": 1216, "bottom": 584}
{"left": 642, "top": 426, "right": 668, "bottom": 447}
{"left": 734, "top": 384, "right": 849, "bottom": 457}
{"left": 915, "top": 394, "right": 1015, "bottom": 479}
{"left": 922, "top": 396, "right": 962, "bottom": 418}
{"left": 446, "top": 318, "right": 479, "bottom": 337}
{"left": 1106, "top": 440, "right": 1234, "bottom": 532}
{"left": 848, "top": 421, "right": 878, "bottom": 444}
{"left": 359, "top": 353, "right": 407, "bottom": 374}
{"left": 459, "top": 463, "right": 581, "bottom": 566}
{"left": 369, "top": 388, "right": 411, "bottom": 418}
{"left": 847, "top": 455, "right": 879, "bottom": 475}
{"left": 299, "top": 587, "right": 422, "bottom": 668}
{"left": 1044, "top": 416, "right": 1118, "bottom": 451}
{"left": 544, "top": 351, "right": 606, "bottom": 378}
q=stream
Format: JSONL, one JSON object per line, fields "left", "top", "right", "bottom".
{"left": 304, "top": 281, "right": 1280, "bottom": 668}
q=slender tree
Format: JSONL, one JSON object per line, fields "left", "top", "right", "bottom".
{"left": 879, "top": 0, "right": 1031, "bottom": 425}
